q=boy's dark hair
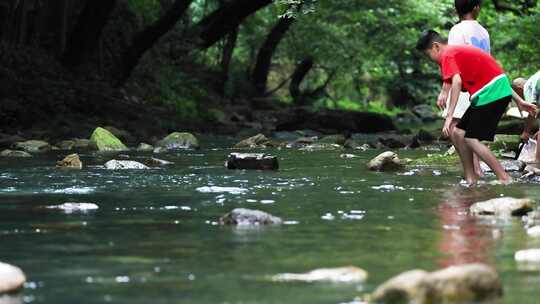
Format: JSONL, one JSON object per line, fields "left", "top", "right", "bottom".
{"left": 415, "top": 30, "right": 447, "bottom": 51}
{"left": 455, "top": 0, "right": 483, "bottom": 17}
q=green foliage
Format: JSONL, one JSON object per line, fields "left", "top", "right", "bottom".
{"left": 127, "top": 0, "right": 162, "bottom": 25}
{"left": 322, "top": 98, "right": 402, "bottom": 116}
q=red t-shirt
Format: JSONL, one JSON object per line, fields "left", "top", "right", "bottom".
{"left": 440, "top": 45, "right": 504, "bottom": 96}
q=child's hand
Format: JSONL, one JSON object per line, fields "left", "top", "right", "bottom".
{"left": 442, "top": 118, "right": 452, "bottom": 138}
{"left": 518, "top": 102, "right": 538, "bottom": 118}
{"left": 437, "top": 92, "right": 447, "bottom": 110}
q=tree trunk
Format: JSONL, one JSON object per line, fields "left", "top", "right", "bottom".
{"left": 219, "top": 26, "right": 238, "bottom": 97}
{"left": 252, "top": 16, "right": 295, "bottom": 95}
{"left": 289, "top": 57, "right": 314, "bottom": 106}
{"left": 115, "top": 0, "right": 193, "bottom": 87}
{"left": 195, "top": 0, "right": 272, "bottom": 49}
{"left": 62, "top": 0, "right": 118, "bottom": 67}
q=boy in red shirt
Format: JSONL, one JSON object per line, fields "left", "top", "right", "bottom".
{"left": 416, "top": 30, "right": 537, "bottom": 184}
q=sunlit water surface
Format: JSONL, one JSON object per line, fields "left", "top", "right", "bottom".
{"left": 1, "top": 139, "right": 540, "bottom": 304}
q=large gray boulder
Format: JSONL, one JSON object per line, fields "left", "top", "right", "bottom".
{"left": 219, "top": 208, "right": 282, "bottom": 226}
{"left": 470, "top": 197, "right": 535, "bottom": 217}
{"left": 156, "top": 132, "right": 199, "bottom": 150}
{"left": 90, "top": 127, "right": 128, "bottom": 152}
{"left": 13, "top": 140, "right": 51, "bottom": 153}
{"left": 367, "top": 151, "right": 404, "bottom": 171}
{"left": 0, "top": 150, "right": 31, "bottom": 158}
{"left": 371, "top": 264, "right": 502, "bottom": 304}
{"left": 0, "top": 262, "right": 26, "bottom": 294}
{"left": 104, "top": 160, "right": 149, "bottom": 170}
{"left": 272, "top": 266, "right": 368, "bottom": 283}
{"left": 226, "top": 153, "right": 278, "bottom": 170}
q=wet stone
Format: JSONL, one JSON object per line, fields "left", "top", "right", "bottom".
{"left": 371, "top": 264, "right": 502, "bottom": 304}
{"left": 470, "top": 197, "right": 535, "bottom": 217}
{"left": 226, "top": 153, "right": 278, "bottom": 170}
{"left": 137, "top": 143, "right": 154, "bottom": 151}
{"left": 367, "top": 151, "right": 404, "bottom": 171}
{"left": 233, "top": 134, "right": 276, "bottom": 149}
{"left": 104, "top": 160, "right": 150, "bottom": 170}
{"left": 156, "top": 132, "right": 199, "bottom": 150}
{"left": 0, "top": 150, "right": 31, "bottom": 158}
{"left": 480, "top": 160, "right": 525, "bottom": 173}
{"left": 219, "top": 208, "right": 282, "bottom": 226}
{"left": 56, "top": 154, "right": 82, "bottom": 169}
{"left": 272, "top": 266, "right": 368, "bottom": 283}
{"left": 13, "top": 140, "right": 51, "bottom": 153}
{"left": 0, "top": 262, "right": 26, "bottom": 294}
{"left": 515, "top": 249, "right": 540, "bottom": 271}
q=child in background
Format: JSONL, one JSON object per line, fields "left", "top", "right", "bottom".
{"left": 438, "top": 0, "right": 490, "bottom": 177}
{"left": 513, "top": 71, "right": 540, "bottom": 165}
{"left": 417, "top": 30, "right": 537, "bottom": 184}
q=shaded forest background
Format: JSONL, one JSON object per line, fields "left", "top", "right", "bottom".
{"left": 0, "top": 0, "right": 538, "bottom": 141}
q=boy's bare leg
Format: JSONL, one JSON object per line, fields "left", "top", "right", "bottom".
{"left": 472, "top": 154, "right": 484, "bottom": 177}
{"left": 451, "top": 128, "right": 478, "bottom": 183}
{"left": 464, "top": 138, "right": 512, "bottom": 183}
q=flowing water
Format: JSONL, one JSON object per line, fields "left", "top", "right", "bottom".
{"left": 1, "top": 139, "right": 540, "bottom": 304}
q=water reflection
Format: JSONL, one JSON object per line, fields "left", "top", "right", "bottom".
{"left": 436, "top": 187, "right": 497, "bottom": 268}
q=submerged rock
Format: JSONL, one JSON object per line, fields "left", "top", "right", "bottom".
{"left": 367, "top": 151, "right": 404, "bottom": 171}
{"left": 156, "top": 132, "right": 199, "bottom": 150}
{"left": 219, "top": 208, "right": 282, "bottom": 226}
{"left": 13, "top": 140, "right": 51, "bottom": 153}
{"left": 104, "top": 160, "right": 149, "bottom": 170}
{"left": 226, "top": 153, "right": 278, "bottom": 170}
{"left": 272, "top": 266, "right": 368, "bottom": 283}
{"left": 233, "top": 134, "right": 276, "bottom": 149}
{"left": 56, "top": 154, "right": 82, "bottom": 169}
{"left": 137, "top": 143, "right": 154, "bottom": 151}
{"left": 0, "top": 262, "right": 26, "bottom": 294}
{"left": 90, "top": 127, "right": 128, "bottom": 152}
{"left": 371, "top": 264, "right": 502, "bottom": 304}
{"left": 0, "top": 150, "right": 31, "bottom": 158}
{"left": 470, "top": 197, "right": 535, "bottom": 217}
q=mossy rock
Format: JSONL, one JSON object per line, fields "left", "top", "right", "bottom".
{"left": 156, "top": 132, "right": 199, "bottom": 150}
{"left": 90, "top": 127, "right": 128, "bottom": 151}
{"left": 489, "top": 134, "right": 521, "bottom": 152}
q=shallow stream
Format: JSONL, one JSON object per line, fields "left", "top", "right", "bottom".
{"left": 1, "top": 139, "right": 539, "bottom": 303}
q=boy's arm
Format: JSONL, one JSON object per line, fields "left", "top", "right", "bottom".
{"left": 437, "top": 82, "right": 451, "bottom": 110}
{"left": 512, "top": 89, "right": 538, "bottom": 118}
{"left": 442, "top": 74, "right": 462, "bottom": 138}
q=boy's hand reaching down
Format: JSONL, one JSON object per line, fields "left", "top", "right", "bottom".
{"left": 518, "top": 102, "right": 538, "bottom": 118}
{"left": 437, "top": 92, "right": 447, "bottom": 110}
{"left": 442, "top": 118, "right": 452, "bottom": 138}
